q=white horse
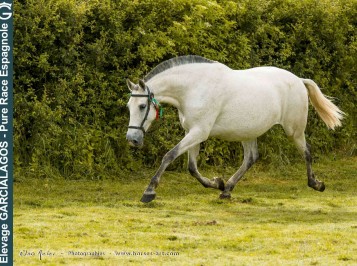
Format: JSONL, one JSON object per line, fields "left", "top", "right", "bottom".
{"left": 126, "top": 55, "right": 344, "bottom": 203}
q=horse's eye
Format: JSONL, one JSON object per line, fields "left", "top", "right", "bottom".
{"left": 139, "top": 104, "right": 147, "bottom": 110}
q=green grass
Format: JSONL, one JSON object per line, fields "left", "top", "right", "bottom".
{"left": 15, "top": 157, "right": 357, "bottom": 265}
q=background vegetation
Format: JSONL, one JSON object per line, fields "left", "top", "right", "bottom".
{"left": 14, "top": 0, "right": 356, "bottom": 180}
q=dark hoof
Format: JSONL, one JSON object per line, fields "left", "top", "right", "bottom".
{"left": 214, "top": 177, "right": 225, "bottom": 191}
{"left": 316, "top": 181, "right": 325, "bottom": 192}
{"left": 309, "top": 180, "right": 325, "bottom": 192}
{"left": 219, "top": 192, "right": 231, "bottom": 199}
{"left": 140, "top": 193, "right": 156, "bottom": 203}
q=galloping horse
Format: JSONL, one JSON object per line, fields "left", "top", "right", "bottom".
{"left": 126, "top": 55, "right": 344, "bottom": 203}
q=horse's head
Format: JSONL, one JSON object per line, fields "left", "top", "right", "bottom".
{"left": 126, "top": 79, "right": 157, "bottom": 147}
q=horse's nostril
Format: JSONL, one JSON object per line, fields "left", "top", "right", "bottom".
{"left": 127, "top": 137, "right": 141, "bottom": 147}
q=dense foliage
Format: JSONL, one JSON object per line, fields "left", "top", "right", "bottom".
{"left": 14, "top": 0, "right": 356, "bottom": 179}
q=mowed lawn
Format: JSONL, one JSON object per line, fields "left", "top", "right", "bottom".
{"left": 14, "top": 157, "right": 357, "bottom": 265}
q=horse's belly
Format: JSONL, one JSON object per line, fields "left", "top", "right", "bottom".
{"left": 210, "top": 105, "right": 280, "bottom": 141}
{"left": 210, "top": 121, "right": 277, "bottom": 141}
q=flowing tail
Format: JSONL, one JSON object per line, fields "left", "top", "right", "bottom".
{"left": 302, "top": 79, "right": 345, "bottom": 130}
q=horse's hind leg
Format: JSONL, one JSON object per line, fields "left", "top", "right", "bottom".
{"left": 220, "top": 140, "right": 259, "bottom": 199}
{"left": 292, "top": 132, "right": 325, "bottom": 192}
{"left": 188, "top": 144, "right": 225, "bottom": 191}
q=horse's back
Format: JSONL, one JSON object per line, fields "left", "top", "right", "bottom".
{"left": 230, "top": 67, "right": 308, "bottom": 113}
{"left": 209, "top": 66, "right": 308, "bottom": 140}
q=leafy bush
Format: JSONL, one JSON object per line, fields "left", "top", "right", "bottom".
{"left": 14, "top": 0, "right": 356, "bottom": 179}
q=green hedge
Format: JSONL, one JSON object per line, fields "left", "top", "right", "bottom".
{"left": 14, "top": 0, "right": 356, "bottom": 179}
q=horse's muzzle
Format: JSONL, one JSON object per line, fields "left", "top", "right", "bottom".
{"left": 126, "top": 132, "right": 144, "bottom": 147}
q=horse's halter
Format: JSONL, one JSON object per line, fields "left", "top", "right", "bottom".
{"left": 128, "top": 85, "right": 162, "bottom": 134}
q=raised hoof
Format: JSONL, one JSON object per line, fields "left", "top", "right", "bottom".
{"left": 219, "top": 192, "right": 231, "bottom": 199}
{"left": 316, "top": 181, "right": 325, "bottom": 192}
{"left": 140, "top": 193, "right": 156, "bottom": 203}
{"left": 309, "top": 180, "right": 325, "bottom": 192}
{"left": 214, "top": 177, "right": 225, "bottom": 191}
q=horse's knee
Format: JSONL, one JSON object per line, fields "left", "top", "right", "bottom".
{"left": 162, "top": 146, "right": 179, "bottom": 164}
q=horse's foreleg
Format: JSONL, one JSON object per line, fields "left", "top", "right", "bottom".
{"left": 141, "top": 128, "right": 209, "bottom": 203}
{"left": 188, "top": 144, "right": 225, "bottom": 191}
{"left": 220, "top": 140, "right": 259, "bottom": 199}
{"left": 140, "top": 145, "right": 180, "bottom": 203}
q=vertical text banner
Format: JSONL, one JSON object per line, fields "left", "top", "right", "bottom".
{"left": 0, "top": 0, "right": 12, "bottom": 265}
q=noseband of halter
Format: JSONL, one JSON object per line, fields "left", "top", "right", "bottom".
{"left": 128, "top": 85, "right": 162, "bottom": 134}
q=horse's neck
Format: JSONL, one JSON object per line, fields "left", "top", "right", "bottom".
{"left": 146, "top": 63, "right": 221, "bottom": 110}
{"left": 147, "top": 73, "right": 188, "bottom": 110}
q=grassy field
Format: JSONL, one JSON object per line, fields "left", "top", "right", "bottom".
{"left": 14, "top": 157, "right": 357, "bottom": 265}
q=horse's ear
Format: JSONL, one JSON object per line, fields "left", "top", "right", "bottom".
{"left": 126, "top": 79, "right": 138, "bottom": 92}
{"left": 139, "top": 79, "right": 146, "bottom": 90}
